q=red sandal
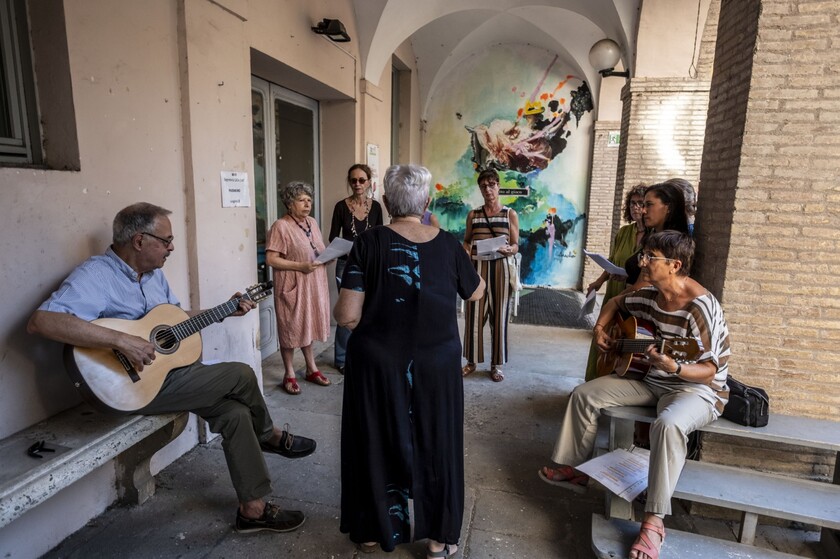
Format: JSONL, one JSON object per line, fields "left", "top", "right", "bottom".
{"left": 305, "top": 370, "right": 331, "bottom": 386}
{"left": 630, "top": 520, "right": 665, "bottom": 559}
{"left": 282, "top": 376, "right": 301, "bottom": 395}
{"left": 538, "top": 465, "right": 589, "bottom": 493}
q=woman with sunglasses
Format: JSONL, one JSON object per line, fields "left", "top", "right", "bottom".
{"left": 584, "top": 184, "right": 647, "bottom": 380}
{"left": 328, "top": 164, "right": 383, "bottom": 374}
{"left": 541, "top": 231, "right": 730, "bottom": 559}
{"left": 623, "top": 182, "right": 689, "bottom": 289}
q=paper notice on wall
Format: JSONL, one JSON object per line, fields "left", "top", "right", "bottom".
{"left": 221, "top": 171, "right": 251, "bottom": 208}
{"left": 366, "top": 143, "right": 380, "bottom": 198}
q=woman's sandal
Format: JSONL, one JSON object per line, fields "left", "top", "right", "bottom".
{"left": 538, "top": 465, "right": 589, "bottom": 493}
{"left": 305, "top": 370, "right": 331, "bottom": 386}
{"left": 630, "top": 520, "right": 665, "bottom": 559}
{"left": 462, "top": 363, "right": 476, "bottom": 377}
{"left": 282, "top": 376, "right": 301, "bottom": 395}
{"left": 490, "top": 366, "right": 504, "bottom": 382}
{"left": 427, "top": 542, "right": 458, "bottom": 558}
{"left": 357, "top": 542, "right": 379, "bottom": 554}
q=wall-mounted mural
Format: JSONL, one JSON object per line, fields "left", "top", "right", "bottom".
{"left": 423, "top": 45, "right": 594, "bottom": 288}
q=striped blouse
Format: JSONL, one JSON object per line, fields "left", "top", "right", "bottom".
{"left": 468, "top": 206, "right": 511, "bottom": 260}
{"left": 616, "top": 286, "right": 731, "bottom": 414}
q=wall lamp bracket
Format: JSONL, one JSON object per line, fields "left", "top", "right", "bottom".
{"left": 312, "top": 19, "right": 351, "bottom": 43}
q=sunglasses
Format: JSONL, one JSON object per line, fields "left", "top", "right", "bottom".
{"left": 349, "top": 178, "right": 368, "bottom": 185}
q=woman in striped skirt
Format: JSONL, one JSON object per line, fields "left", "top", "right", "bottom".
{"left": 461, "top": 169, "right": 520, "bottom": 382}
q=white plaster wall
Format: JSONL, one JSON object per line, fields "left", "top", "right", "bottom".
{"left": 0, "top": 0, "right": 419, "bottom": 554}
{"left": 0, "top": 0, "right": 188, "bottom": 438}
{"left": 635, "top": 0, "right": 712, "bottom": 78}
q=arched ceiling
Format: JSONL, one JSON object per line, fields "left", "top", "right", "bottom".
{"left": 353, "top": 0, "right": 641, "bottom": 117}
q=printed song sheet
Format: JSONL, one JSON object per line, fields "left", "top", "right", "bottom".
{"left": 474, "top": 236, "right": 507, "bottom": 259}
{"left": 578, "top": 288, "right": 597, "bottom": 319}
{"left": 314, "top": 237, "right": 354, "bottom": 264}
{"left": 576, "top": 446, "right": 650, "bottom": 502}
{"left": 583, "top": 249, "right": 628, "bottom": 277}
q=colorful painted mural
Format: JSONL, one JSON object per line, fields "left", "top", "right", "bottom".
{"left": 423, "top": 45, "right": 594, "bottom": 288}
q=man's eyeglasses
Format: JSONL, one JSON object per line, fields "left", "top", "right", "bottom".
{"left": 349, "top": 178, "right": 368, "bottom": 185}
{"left": 142, "top": 232, "right": 175, "bottom": 247}
{"left": 479, "top": 181, "right": 499, "bottom": 190}
{"left": 637, "top": 252, "right": 674, "bottom": 265}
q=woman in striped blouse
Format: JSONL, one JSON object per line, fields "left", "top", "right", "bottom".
{"left": 540, "top": 231, "right": 730, "bottom": 559}
{"left": 461, "top": 169, "right": 520, "bottom": 382}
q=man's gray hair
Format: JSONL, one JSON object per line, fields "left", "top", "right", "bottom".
{"left": 383, "top": 165, "right": 431, "bottom": 218}
{"left": 113, "top": 202, "right": 172, "bottom": 246}
{"left": 279, "top": 181, "right": 314, "bottom": 209}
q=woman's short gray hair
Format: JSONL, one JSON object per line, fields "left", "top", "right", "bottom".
{"left": 383, "top": 165, "right": 431, "bottom": 218}
{"left": 113, "top": 202, "right": 172, "bottom": 246}
{"left": 279, "top": 181, "right": 314, "bottom": 209}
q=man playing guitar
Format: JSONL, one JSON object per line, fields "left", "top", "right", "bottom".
{"left": 27, "top": 202, "right": 316, "bottom": 535}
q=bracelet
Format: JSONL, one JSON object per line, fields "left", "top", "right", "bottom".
{"left": 673, "top": 363, "right": 682, "bottom": 376}
{"left": 594, "top": 324, "right": 606, "bottom": 331}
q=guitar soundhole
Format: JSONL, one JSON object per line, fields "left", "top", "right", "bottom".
{"left": 151, "top": 326, "right": 179, "bottom": 354}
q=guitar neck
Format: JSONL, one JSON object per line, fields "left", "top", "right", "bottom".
{"left": 168, "top": 298, "right": 244, "bottom": 341}
{"left": 615, "top": 338, "right": 662, "bottom": 354}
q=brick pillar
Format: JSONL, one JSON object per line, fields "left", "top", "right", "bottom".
{"left": 583, "top": 121, "right": 620, "bottom": 289}
{"left": 693, "top": 0, "right": 840, "bottom": 537}
{"left": 696, "top": 0, "right": 840, "bottom": 418}
{"left": 615, "top": 77, "right": 712, "bottom": 219}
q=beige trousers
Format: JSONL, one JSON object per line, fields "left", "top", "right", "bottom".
{"left": 551, "top": 374, "right": 716, "bottom": 515}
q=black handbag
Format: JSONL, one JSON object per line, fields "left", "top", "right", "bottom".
{"left": 722, "top": 376, "right": 769, "bottom": 427}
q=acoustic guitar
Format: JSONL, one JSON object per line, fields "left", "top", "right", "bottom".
{"left": 596, "top": 315, "right": 703, "bottom": 380}
{"left": 64, "top": 282, "right": 273, "bottom": 414}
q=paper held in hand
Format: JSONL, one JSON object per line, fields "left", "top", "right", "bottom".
{"left": 315, "top": 237, "right": 354, "bottom": 264}
{"left": 474, "top": 236, "right": 507, "bottom": 259}
{"left": 575, "top": 446, "right": 650, "bottom": 502}
{"left": 579, "top": 288, "right": 598, "bottom": 319}
{"left": 583, "top": 249, "right": 628, "bottom": 277}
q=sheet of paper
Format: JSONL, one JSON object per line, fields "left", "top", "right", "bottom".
{"left": 576, "top": 446, "right": 650, "bottom": 502}
{"left": 578, "top": 288, "right": 597, "bottom": 319}
{"left": 474, "top": 236, "right": 507, "bottom": 259}
{"left": 583, "top": 249, "right": 627, "bottom": 277}
{"left": 314, "top": 237, "right": 354, "bottom": 264}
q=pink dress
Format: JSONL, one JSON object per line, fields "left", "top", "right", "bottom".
{"left": 266, "top": 215, "right": 330, "bottom": 348}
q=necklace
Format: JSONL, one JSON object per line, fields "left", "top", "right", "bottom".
{"left": 292, "top": 216, "right": 319, "bottom": 257}
{"left": 349, "top": 197, "right": 371, "bottom": 238}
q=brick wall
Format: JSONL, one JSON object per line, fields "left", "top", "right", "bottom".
{"left": 694, "top": 0, "right": 839, "bottom": 511}
{"left": 615, "top": 79, "right": 712, "bottom": 220}
{"left": 582, "top": 121, "right": 620, "bottom": 288}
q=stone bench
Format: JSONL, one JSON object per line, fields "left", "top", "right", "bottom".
{"left": 592, "top": 406, "right": 840, "bottom": 558}
{"left": 0, "top": 403, "right": 188, "bottom": 529}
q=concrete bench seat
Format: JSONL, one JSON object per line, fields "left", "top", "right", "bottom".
{"left": 0, "top": 403, "right": 188, "bottom": 529}
{"left": 598, "top": 405, "right": 840, "bottom": 556}
{"left": 591, "top": 513, "right": 803, "bottom": 559}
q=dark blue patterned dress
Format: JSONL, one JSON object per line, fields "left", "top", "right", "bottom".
{"left": 339, "top": 226, "right": 480, "bottom": 551}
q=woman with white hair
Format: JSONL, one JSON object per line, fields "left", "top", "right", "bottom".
{"left": 266, "top": 180, "right": 331, "bottom": 395}
{"left": 335, "top": 165, "right": 485, "bottom": 558}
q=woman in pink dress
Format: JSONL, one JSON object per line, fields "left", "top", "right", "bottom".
{"left": 266, "top": 181, "right": 331, "bottom": 395}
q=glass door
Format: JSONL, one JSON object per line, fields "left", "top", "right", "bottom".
{"left": 252, "top": 77, "right": 320, "bottom": 358}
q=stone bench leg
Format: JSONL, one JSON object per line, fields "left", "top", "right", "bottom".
{"left": 115, "top": 414, "right": 188, "bottom": 505}
{"left": 607, "top": 416, "right": 636, "bottom": 520}
{"left": 820, "top": 450, "right": 840, "bottom": 558}
{"left": 738, "top": 511, "right": 758, "bottom": 544}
